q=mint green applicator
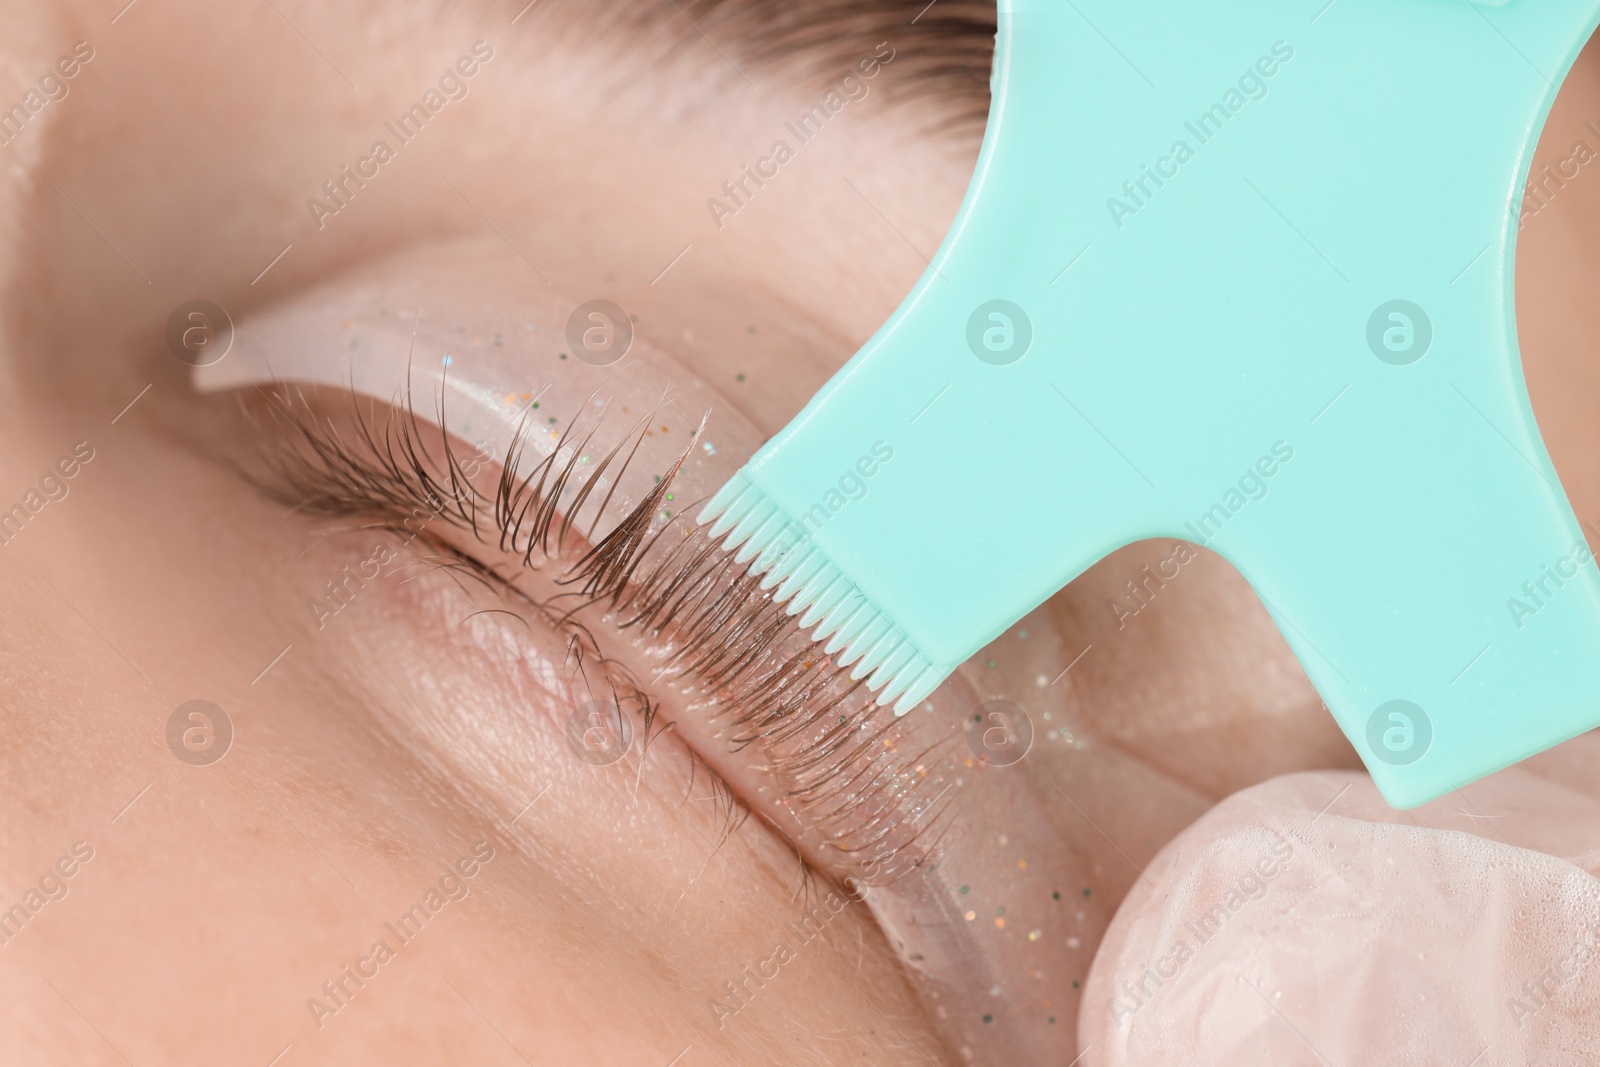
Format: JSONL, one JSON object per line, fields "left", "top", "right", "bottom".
{"left": 700, "top": 0, "right": 1600, "bottom": 808}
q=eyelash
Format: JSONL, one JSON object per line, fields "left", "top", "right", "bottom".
{"left": 241, "top": 381, "right": 953, "bottom": 887}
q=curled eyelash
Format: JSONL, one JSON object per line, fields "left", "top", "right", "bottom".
{"left": 243, "top": 379, "right": 953, "bottom": 888}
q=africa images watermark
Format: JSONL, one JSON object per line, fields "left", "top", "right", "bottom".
{"left": 1106, "top": 40, "right": 1295, "bottom": 230}
{"left": 1105, "top": 440, "right": 1294, "bottom": 628}
{"left": 1515, "top": 118, "right": 1600, "bottom": 230}
{"left": 1107, "top": 441, "right": 1292, "bottom": 630}
{"left": 0, "top": 440, "right": 97, "bottom": 549}
{"left": 1107, "top": 833, "right": 1294, "bottom": 1029}
{"left": 0, "top": 39, "right": 95, "bottom": 147}
{"left": 306, "top": 40, "right": 495, "bottom": 230}
{"left": 1107, "top": 541, "right": 1201, "bottom": 631}
{"left": 305, "top": 840, "right": 496, "bottom": 1029}
{"left": 784, "top": 439, "right": 895, "bottom": 541}
{"left": 1506, "top": 917, "right": 1600, "bottom": 1029}
{"left": 1181, "top": 440, "right": 1294, "bottom": 545}
{"left": 706, "top": 888, "right": 855, "bottom": 1029}
{"left": 705, "top": 41, "right": 897, "bottom": 230}
{"left": 1505, "top": 536, "right": 1595, "bottom": 632}
{"left": 0, "top": 840, "right": 96, "bottom": 949}
{"left": 705, "top": 844, "right": 906, "bottom": 1031}
{"left": 307, "top": 438, "right": 495, "bottom": 631}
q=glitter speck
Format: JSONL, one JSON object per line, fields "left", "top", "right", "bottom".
{"left": 736, "top": 373, "right": 746, "bottom": 382}
{"left": 1052, "top": 891, "right": 1060, "bottom": 900}
{"left": 1082, "top": 887, "right": 1092, "bottom": 898}
{"left": 1067, "top": 937, "right": 1080, "bottom": 949}
{"left": 666, "top": 492, "right": 674, "bottom": 500}
{"left": 964, "top": 911, "right": 976, "bottom": 922}
{"left": 989, "top": 985, "right": 1001, "bottom": 996}
{"left": 986, "top": 658, "right": 998, "bottom": 669}
{"left": 995, "top": 918, "right": 1005, "bottom": 928}
{"left": 996, "top": 906, "right": 1005, "bottom": 916}
{"left": 959, "top": 885, "right": 969, "bottom": 895}
{"left": 982, "top": 1014, "right": 993, "bottom": 1024}
{"left": 1036, "top": 674, "right": 1048, "bottom": 687}
{"left": 702, "top": 441, "right": 717, "bottom": 454}
{"left": 549, "top": 417, "right": 558, "bottom": 424}
{"left": 1028, "top": 930, "right": 1041, "bottom": 942}
{"left": 1048, "top": 1016, "right": 1056, "bottom": 1025}
{"left": 1018, "top": 859, "right": 1027, "bottom": 870}
{"left": 1072, "top": 980, "right": 1080, "bottom": 990}
{"left": 441, "top": 355, "right": 453, "bottom": 366}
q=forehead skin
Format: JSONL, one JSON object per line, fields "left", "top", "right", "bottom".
{"left": 10, "top": 0, "right": 989, "bottom": 422}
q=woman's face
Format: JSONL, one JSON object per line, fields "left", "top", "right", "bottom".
{"left": 5, "top": 2, "right": 1600, "bottom": 1063}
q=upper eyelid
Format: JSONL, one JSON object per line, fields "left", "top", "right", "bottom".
{"left": 246, "top": 378, "right": 680, "bottom": 569}
{"left": 246, "top": 381, "right": 762, "bottom": 826}
{"left": 196, "top": 234, "right": 737, "bottom": 534}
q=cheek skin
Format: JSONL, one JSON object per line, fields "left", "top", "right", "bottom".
{"left": 0, "top": 408, "right": 939, "bottom": 1063}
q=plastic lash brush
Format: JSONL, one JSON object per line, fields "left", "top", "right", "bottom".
{"left": 698, "top": 0, "right": 1600, "bottom": 808}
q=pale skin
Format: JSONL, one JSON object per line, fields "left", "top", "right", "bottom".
{"left": 1, "top": 2, "right": 1599, "bottom": 1064}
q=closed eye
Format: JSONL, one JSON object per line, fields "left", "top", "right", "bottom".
{"left": 233, "top": 378, "right": 954, "bottom": 887}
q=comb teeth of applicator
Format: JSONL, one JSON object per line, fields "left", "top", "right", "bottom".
{"left": 698, "top": 473, "right": 945, "bottom": 713}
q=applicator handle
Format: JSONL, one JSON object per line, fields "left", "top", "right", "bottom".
{"left": 702, "top": 0, "right": 1600, "bottom": 807}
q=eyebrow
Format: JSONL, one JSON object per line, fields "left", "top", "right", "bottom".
{"left": 595, "top": 0, "right": 997, "bottom": 132}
